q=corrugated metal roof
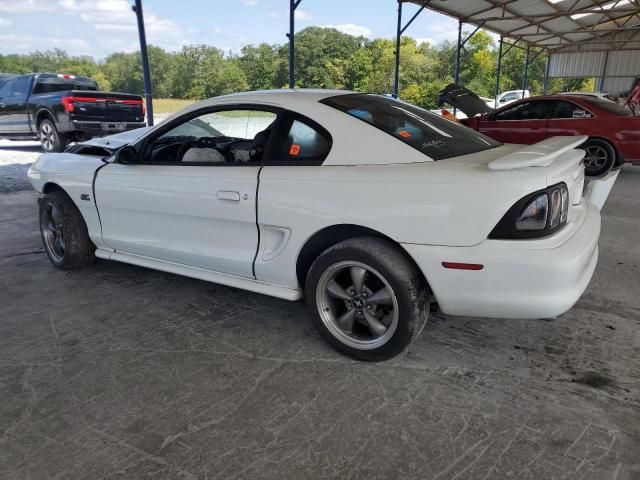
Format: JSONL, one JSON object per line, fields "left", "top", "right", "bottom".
{"left": 403, "top": 0, "right": 640, "bottom": 52}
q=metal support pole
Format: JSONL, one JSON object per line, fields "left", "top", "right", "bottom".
{"left": 454, "top": 19, "right": 462, "bottom": 85}
{"left": 598, "top": 50, "right": 610, "bottom": 92}
{"left": 543, "top": 52, "right": 550, "bottom": 94}
{"left": 393, "top": 1, "right": 402, "bottom": 98}
{"left": 495, "top": 37, "right": 503, "bottom": 109}
{"left": 132, "top": 0, "right": 153, "bottom": 126}
{"left": 522, "top": 45, "right": 530, "bottom": 97}
{"left": 288, "top": 0, "right": 295, "bottom": 88}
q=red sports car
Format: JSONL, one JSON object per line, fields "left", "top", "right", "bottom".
{"left": 439, "top": 85, "right": 640, "bottom": 176}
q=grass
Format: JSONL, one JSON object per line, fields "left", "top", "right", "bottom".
{"left": 152, "top": 98, "right": 197, "bottom": 114}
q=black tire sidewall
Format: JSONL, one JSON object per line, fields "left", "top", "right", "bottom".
{"left": 39, "top": 191, "right": 95, "bottom": 269}
{"left": 39, "top": 119, "right": 65, "bottom": 153}
{"left": 305, "top": 238, "right": 428, "bottom": 361}
{"left": 583, "top": 139, "right": 615, "bottom": 177}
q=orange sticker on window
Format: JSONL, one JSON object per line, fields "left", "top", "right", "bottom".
{"left": 398, "top": 130, "right": 412, "bottom": 138}
{"left": 289, "top": 144, "right": 301, "bottom": 156}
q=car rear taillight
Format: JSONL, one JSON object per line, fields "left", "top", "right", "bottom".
{"left": 61, "top": 96, "right": 74, "bottom": 112}
{"left": 141, "top": 101, "right": 146, "bottom": 116}
{"left": 57, "top": 73, "right": 76, "bottom": 79}
{"left": 61, "top": 96, "right": 144, "bottom": 114}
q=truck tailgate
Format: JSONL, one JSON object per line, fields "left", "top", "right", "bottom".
{"left": 64, "top": 91, "right": 145, "bottom": 123}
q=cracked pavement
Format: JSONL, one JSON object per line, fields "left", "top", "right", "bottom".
{"left": 0, "top": 143, "right": 639, "bottom": 479}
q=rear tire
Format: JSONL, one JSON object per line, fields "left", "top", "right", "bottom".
{"left": 305, "top": 237, "right": 429, "bottom": 361}
{"left": 582, "top": 139, "right": 615, "bottom": 177}
{"left": 39, "top": 119, "right": 66, "bottom": 153}
{"left": 39, "top": 190, "right": 95, "bottom": 269}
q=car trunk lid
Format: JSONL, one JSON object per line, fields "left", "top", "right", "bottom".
{"left": 438, "top": 83, "right": 494, "bottom": 117}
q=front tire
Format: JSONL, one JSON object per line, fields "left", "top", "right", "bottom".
{"left": 39, "top": 190, "right": 95, "bottom": 269}
{"left": 39, "top": 119, "right": 66, "bottom": 153}
{"left": 305, "top": 237, "right": 429, "bottom": 361}
{"left": 582, "top": 139, "right": 616, "bottom": 177}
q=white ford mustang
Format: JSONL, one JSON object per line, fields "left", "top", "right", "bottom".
{"left": 28, "top": 89, "right": 619, "bottom": 360}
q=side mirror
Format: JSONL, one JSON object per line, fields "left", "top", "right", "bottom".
{"left": 115, "top": 145, "right": 138, "bottom": 164}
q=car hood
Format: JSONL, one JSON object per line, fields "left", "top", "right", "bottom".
{"left": 79, "top": 126, "right": 152, "bottom": 150}
{"left": 438, "top": 83, "right": 493, "bottom": 117}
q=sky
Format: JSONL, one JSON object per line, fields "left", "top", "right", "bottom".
{"left": 0, "top": 0, "right": 462, "bottom": 59}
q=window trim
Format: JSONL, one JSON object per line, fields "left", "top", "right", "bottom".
{"left": 261, "top": 111, "right": 333, "bottom": 166}
{"left": 131, "top": 104, "right": 283, "bottom": 167}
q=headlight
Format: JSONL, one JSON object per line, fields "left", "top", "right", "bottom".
{"left": 490, "top": 183, "right": 569, "bottom": 239}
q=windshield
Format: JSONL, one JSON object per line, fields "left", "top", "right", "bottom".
{"left": 320, "top": 93, "right": 501, "bottom": 160}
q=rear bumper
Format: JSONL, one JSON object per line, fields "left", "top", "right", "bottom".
{"left": 403, "top": 200, "right": 600, "bottom": 319}
{"left": 69, "top": 119, "right": 146, "bottom": 135}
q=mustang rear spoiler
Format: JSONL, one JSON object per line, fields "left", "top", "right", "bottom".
{"left": 490, "top": 135, "right": 619, "bottom": 210}
{"left": 488, "top": 136, "right": 588, "bottom": 171}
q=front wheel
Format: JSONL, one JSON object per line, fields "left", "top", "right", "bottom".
{"left": 39, "top": 190, "right": 95, "bottom": 269}
{"left": 305, "top": 237, "right": 429, "bottom": 361}
{"left": 582, "top": 139, "right": 616, "bottom": 177}
{"left": 39, "top": 119, "right": 66, "bottom": 153}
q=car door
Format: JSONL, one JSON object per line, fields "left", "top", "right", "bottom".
{"left": 94, "top": 106, "right": 280, "bottom": 278}
{"left": 0, "top": 79, "right": 15, "bottom": 133}
{"left": 6, "top": 75, "right": 32, "bottom": 134}
{"left": 478, "top": 100, "right": 552, "bottom": 144}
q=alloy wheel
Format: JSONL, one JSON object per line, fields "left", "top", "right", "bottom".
{"left": 40, "top": 123, "right": 54, "bottom": 151}
{"left": 41, "top": 203, "right": 65, "bottom": 262}
{"left": 316, "top": 260, "right": 399, "bottom": 350}
{"left": 584, "top": 145, "right": 608, "bottom": 169}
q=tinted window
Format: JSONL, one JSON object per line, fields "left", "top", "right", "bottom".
{"left": 584, "top": 98, "right": 632, "bottom": 116}
{"left": 11, "top": 76, "right": 30, "bottom": 97}
{"left": 33, "top": 77, "right": 98, "bottom": 94}
{"left": 279, "top": 119, "right": 330, "bottom": 161}
{"left": 551, "top": 101, "right": 592, "bottom": 119}
{"left": 321, "top": 93, "right": 500, "bottom": 160}
{"left": 494, "top": 101, "right": 552, "bottom": 121}
{"left": 0, "top": 80, "right": 13, "bottom": 99}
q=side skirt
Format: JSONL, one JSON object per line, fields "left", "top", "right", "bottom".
{"left": 95, "top": 248, "right": 303, "bottom": 301}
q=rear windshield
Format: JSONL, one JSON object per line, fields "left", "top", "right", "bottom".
{"left": 320, "top": 93, "right": 501, "bottom": 160}
{"left": 33, "top": 76, "right": 98, "bottom": 94}
{"left": 583, "top": 97, "right": 632, "bottom": 116}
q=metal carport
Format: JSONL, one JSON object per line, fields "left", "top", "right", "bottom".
{"left": 394, "top": 0, "right": 640, "bottom": 99}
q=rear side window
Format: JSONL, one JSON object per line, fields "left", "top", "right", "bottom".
{"left": 321, "top": 93, "right": 500, "bottom": 160}
{"left": 33, "top": 77, "right": 98, "bottom": 94}
{"left": 279, "top": 119, "right": 330, "bottom": 161}
{"left": 551, "top": 101, "right": 592, "bottom": 119}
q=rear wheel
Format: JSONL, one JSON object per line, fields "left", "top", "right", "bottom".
{"left": 305, "top": 237, "right": 429, "bottom": 361}
{"left": 39, "top": 190, "right": 95, "bottom": 269}
{"left": 582, "top": 139, "right": 615, "bottom": 177}
{"left": 39, "top": 119, "right": 66, "bottom": 153}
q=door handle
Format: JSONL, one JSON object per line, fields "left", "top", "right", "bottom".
{"left": 216, "top": 190, "right": 240, "bottom": 202}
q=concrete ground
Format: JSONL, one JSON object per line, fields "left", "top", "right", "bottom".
{"left": 0, "top": 141, "right": 639, "bottom": 480}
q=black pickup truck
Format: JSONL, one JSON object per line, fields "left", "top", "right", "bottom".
{"left": 0, "top": 73, "right": 146, "bottom": 152}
